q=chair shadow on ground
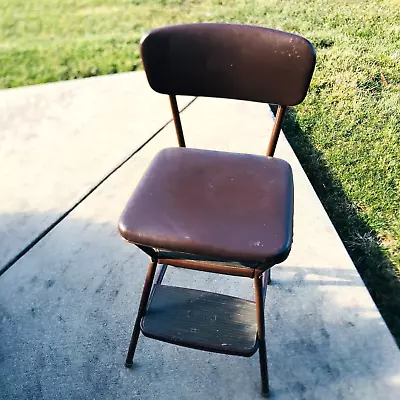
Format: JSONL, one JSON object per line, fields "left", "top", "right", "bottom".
{"left": 0, "top": 211, "right": 398, "bottom": 399}
{"left": 270, "top": 104, "right": 400, "bottom": 347}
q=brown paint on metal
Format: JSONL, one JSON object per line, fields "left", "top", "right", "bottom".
{"left": 266, "top": 105, "right": 287, "bottom": 157}
{"left": 169, "top": 95, "right": 186, "bottom": 147}
{"left": 158, "top": 258, "right": 255, "bottom": 278}
{"left": 254, "top": 272, "right": 270, "bottom": 396}
{"left": 125, "top": 260, "right": 157, "bottom": 367}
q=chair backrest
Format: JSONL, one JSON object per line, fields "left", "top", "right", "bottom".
{"left": 141, "top": 23, "right": 316, "bottom": 106}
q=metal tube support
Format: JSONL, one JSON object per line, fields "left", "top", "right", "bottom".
{"left": 136, "top": 244, "right": 158, "bottom": 259}
{"left": 254, "top": 272, "right": 270, "bottom": 397}
{"left": 262, "top": 269, "right": 271, "bottom": 300}
{"left": 155, "top": 264, "right": 168, "bottom": 285}
{"left": 125, "top": 260, "right": 158, "bottom": 368}
{"left": 266, "top": 105, "right": 287, "bottom": 157}
{"left": 169, "top": 95, "right": 186, "bottom": 147}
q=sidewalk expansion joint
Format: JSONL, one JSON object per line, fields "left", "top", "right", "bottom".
{"left": 0, "top": 97, "right": 198, "bottom": 277}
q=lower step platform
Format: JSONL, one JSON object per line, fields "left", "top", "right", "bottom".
{"left": 141, "top": 284, "right": 258, "bottom": 357}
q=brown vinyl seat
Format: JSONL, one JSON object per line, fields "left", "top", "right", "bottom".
{"left": 119, "top": 23, "right": 316, "bottom": 397}
{"left": 119, "top": 147, "right": 293, "bottom": 264}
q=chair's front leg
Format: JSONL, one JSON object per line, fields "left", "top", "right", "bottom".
{"left": 254, "top": 272, "right": 269, "bottom": 397}
{"left": 125, "top": 259, "right": 157, "bottom": 368}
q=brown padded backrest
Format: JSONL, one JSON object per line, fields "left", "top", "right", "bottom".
{"left": 141, "top": 23, "right": 316, "bottom": 106}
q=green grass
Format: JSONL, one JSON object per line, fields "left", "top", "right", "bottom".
{"left": 1, "top": 0, "right": 399, "bottom": 343}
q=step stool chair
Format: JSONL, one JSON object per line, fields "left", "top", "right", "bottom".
{"left": 118, "top": 23, "right": 316, "bottom": 397}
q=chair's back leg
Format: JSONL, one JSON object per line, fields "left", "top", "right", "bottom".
{"left": 255, "top": 271, "right": 270, "bottom": 396}
{"left": 155, "top": 263, "right": 168, "bottom": 285}
{"left": 125, "top": 260, "right": 158, "bottom": 367}
{"left": 266, "top": 105, "right": 286, "bottom": 157}
{"left": 169, "top": 95, "right": 186, "bottom": 147}
{"left": 263, "top": 269, "right": 272, "bottom": 299}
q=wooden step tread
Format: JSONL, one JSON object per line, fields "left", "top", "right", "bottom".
{"left": 141, "top": 284, "right": 258, "bottom": 357}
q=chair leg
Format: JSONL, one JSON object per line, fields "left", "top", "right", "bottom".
{"left": 254, "top": 272, "right": 269, "bottom": 397}
{"left": 125, "top": 260, "right": 157, "bottom": 368}
{"left": 155, "top": 263, "right": 168, "bottom": 285}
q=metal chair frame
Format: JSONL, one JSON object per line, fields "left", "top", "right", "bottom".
{"left": 120, "top": 23, "right": 316, "bottom": 397}
{"left": 124, "top": 102, "right": 283, "bottom": 396}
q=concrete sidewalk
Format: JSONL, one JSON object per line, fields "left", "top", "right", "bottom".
{"left": 0, "top": 73, "right": 192, "bottom": 271}
{"left": 0, "top": 72, "right": 399, "bottom": 399}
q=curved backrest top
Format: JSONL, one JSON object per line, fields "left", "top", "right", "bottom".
{"left": 141, "top": 23, "right": 316, "bottom": 106}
